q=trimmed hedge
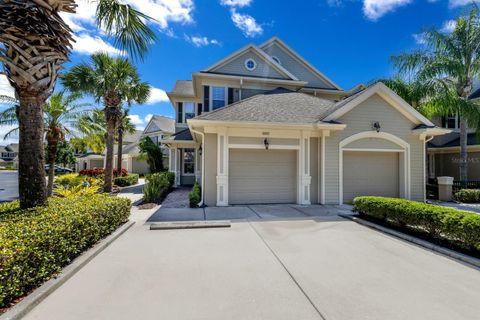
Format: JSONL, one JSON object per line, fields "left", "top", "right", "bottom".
{"left": 0, "top": 195, "right": 131, "bottom": 307}
{"left": 353, "top": 196, "right": 480, "bottom": 251}
{"left": 114, "top": 173, "right": 139, "bottom": 187}
{"left": 454, "top": 189, "right": 480, "bottom": 203}
{"left": 55, "top": 173, "right": 84, "bottom": 187}
{"left": 189, "top": 182, "right": 201, "bottom": 208}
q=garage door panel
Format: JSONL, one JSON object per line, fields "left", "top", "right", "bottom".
{"left": 229, "top": 149, "right": 296, "bottom": 204}
{"left": 343, "top": 151, "right": 399, "bottom": 203}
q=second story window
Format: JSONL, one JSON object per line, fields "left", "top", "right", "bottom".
{"left": 442, "top": 114, "right": 460, "bottom": 129}
{"left": 212, "top": 87, "right": 226, "bottom": 110}
{"left": 184, "top": 102, "right": 195, "bottom": 121}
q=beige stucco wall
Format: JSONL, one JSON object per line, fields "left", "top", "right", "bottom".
{"left": 324, "top": 93, "right": 425, "bottom": 203}
{"left": 204, "top": 133, "right": 218, "bottom": 206}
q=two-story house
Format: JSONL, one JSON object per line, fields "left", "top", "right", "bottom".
{"left": 427, "top": 79, "right": 480, "bottom": 181}
{"left": 163, "top": 37, "right": 449, "bottom": 206}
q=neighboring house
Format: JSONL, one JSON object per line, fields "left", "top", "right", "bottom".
{"left": 163, "top": 37, "right": 449, "bottom": 206}
{"left": 142, "top": 115, "right": 175, "bottom": 168}
{"left": 427, "top": 79, "right": 480, "bottom": 181}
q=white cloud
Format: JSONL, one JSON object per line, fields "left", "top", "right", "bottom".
{"left": 145, "top": 114, "right": 153, "bottom": 122}
{"left": 441, "top": 20, "right": 457, "bottom": 33}
{"left": 128, "top": 114, "right": 144, "bottom": 125}
{"left": 0, "top": 75, "right": 15, "bottom": 99}
{"left": 220, "top": 0, "right": 252, "bottom": 7}
{"left": 230, "top": 9, "right": 263, "bottom": 37}
{"left": 147, "top": 87, "right": 169, "bottom": 104}
{"left": 449, "top": 0, "right": 479, "bottom": 8}
{"left": 136, "top": 126, "right": 146, "bottom": 131}
{"left": 363, "top": 0, "right": 412, "bottom": 20}
{"left": 412, "top": 33, "right": 426, "bottom": 44}
{"left": 72, "top": 33, "right": 124, "bottom": 56}
{"left": 185, "top": 35, "right": 221, "bottom": 47}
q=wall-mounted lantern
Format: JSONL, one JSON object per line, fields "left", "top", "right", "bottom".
{"left": 264, "top": 138, "right": 269, "bottom": 150}
{"left": 372, "top": 121, "right": 381, "bottom": 133}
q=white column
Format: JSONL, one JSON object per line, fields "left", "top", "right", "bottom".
{"left": 298, "top": 131, "right": 311, "bottom": 205}
{"left": 169, "top": 147, "right": 178, "bottom": 187}
{"left": 216, "top": 128, "right": 229, "bottom": 206}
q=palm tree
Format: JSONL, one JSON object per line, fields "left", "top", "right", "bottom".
{"left": 62, "top": 53, "right": 150, "bottom": 192}
{"left": 0, "top": 1, "right": 156, "bottom": 208}
{"left": 392, "top": 5, "right": 480, "bottom": 185}
{"left": 0, "top": 91, "right": 89, "bottom": 196}
{"left": 76, "top": 108, "right": 107, "bottom": 153}
{"left": 116, "top": 109, "right": 136, "bottom": 173}
{"left": 376, "top": 78, "right": 426, "bottom": 109}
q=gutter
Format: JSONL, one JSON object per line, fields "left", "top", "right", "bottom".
{"left": 189, "top": 127, "right": 205, "bottom": 206}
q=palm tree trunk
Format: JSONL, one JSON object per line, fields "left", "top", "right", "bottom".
{"left": 116, "top": 126, "right": 123, "bottom": 173}
{"left": 104, "top": 116, "right": 116, "bottom": 193}
{"left": 46, "top": 136, "right": 59, "bottom": 196}
{"left": 17, "top": 94, "right": 47, "bottom": 208}
{"left": 459, "top": 117, "right": 468, "bottom": 187}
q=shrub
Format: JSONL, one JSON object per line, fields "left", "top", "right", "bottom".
{"left": 0, "top": 195, "right": 131, "bottom": 307}
{"left": 353, "top": 196, "right": 480, "bottom": 251}
{"left": 143, "top": 172, "right": 172, "bottom": 203}
{"left": 189, "top": 182, "right": 201, "bottom": 208}
{"left": 114, "top": 174, "right": 139, "bottom": 187}
{"left": 55, "top": 173, "right": 84, "bottom": 187}
{"left": 79, "top": 168, "right": 128, "bottom": 177}
{"left": 54, "top": 185, "right": 100, "bottom": 198}
{"left": 454, "top": 189, "right": 480, "bottom": 203}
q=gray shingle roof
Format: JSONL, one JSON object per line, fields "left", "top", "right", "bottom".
{"left": 172, "top": 129, "right": 193, "bottom": 141}
{"left": 151, "top": 115, "right": 175, "bottom": 133}
{"left": 170, "top": 80, "right": 194, "bottom": 96}
{"left": 194, "top": 88, "right": 335, "bottom": 124}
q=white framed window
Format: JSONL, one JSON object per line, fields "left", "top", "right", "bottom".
{"left": 183, "top": 102, "right": 195, "bottom": 122}
{"left": 182, "top": 148, "right": 195, "bottom": 175}
{"left": 244, "top": 58, "right": 257, "bottom": 71}
{"left": 211, "top": 87, "right": 226, "bottom": 110}
{"left": 444, "top": 114, "right": 460, "bottom": 129}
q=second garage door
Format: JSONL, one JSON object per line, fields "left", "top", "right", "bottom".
{"left": 229, "top": 149, "right": 297, "bottom": 204}
{"left": 343, "top": 151, "right": 400, "bottom": 203}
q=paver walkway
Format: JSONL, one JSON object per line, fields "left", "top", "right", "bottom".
{"left": 160, "top": 186, "right": 191, "bottom": 208}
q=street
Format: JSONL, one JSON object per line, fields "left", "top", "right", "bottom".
{"left": 0, "top": 171, "right": 18, "bottom": 203}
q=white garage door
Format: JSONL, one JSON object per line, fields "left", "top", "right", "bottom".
{"left": 343, "top": 151, "right": 399, "bottom": 203}
{"left": 229, "top": 149, "right": 297, "bottom": 204}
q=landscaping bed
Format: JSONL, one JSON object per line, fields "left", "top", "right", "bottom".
{"left": 353, "top": 196, "right": 480, "bottom": 258}
{"left": 0, "top": 195, "right": 131, "bottom": 309}
{"left": 141, "top": 172, "right": 175, "bottom": 206}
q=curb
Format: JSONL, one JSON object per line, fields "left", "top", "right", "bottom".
{"left": 150, "top": 220, "right": 231, "bottom": 230}
{"left": 0, "top": 220, "right": 135, "bottom": 320}
{"left": 339, "top": 214, "right": 480, "bottom": 269}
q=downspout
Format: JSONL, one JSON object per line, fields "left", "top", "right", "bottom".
{"left": 424, "top": 135, "right": 435, "bottom": 202}
{"left": 190, "top": 127, "right": 205, "bottom": 206}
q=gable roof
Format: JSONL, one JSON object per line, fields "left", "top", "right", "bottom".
{"left": 123, "top": 130, "right": 143, "bottom": 144}
{"left": 193, "top": 88, "right": 334, "bottom": 124}
{"left": 322, "top": 82, "right": 434, "bottom": 126}
{"left": 259, "top": 37, "right": 342, "bottom": 90}
{"left": 169, "top": 80, "right": 194, "bottom": 97}
{"left": 143, "top": 115, "right": 175, "bottom": 134}
{"left": 202, "top": 44, "right": 299, "bottom": 81}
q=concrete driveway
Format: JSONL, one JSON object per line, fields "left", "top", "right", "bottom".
{"left": 24, "top": 213, "right": 480, "bottom": 320}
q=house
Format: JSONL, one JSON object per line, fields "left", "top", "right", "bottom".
{"left": 142, "top": 115, "right": 175, "bottom": 168}
{"left": 0, "top": 143, "right": 18, "bottom": 162}
{"left": 427, "top": 79, "right": 480, "bottom": 181}
{"left": 162, "top": 37, "right": 449, "bottom": 206}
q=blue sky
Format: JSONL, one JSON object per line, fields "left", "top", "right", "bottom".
{"left": 0, "top": 0, "right": 476, "bottom": 144}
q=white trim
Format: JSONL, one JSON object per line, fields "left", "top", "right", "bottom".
{"left": 342, "top": 148, "right": 405, "bottom": 153}
{"left": 244, "top": 58, "right": 257, "bottom": 71}
{"left": 338, "top": 131, "right": 411, "bottom": 205}
{"left": 181, "top": 147, "right": 195, "bottom": 176}
{"left": 324, "top": 82, "right": 434, "bottom": 126}
{"left": 259, "top": 37, "right": 342, "bottom": 90}
{"left": 228, "top": 144, "right": 299, "bottom": 150}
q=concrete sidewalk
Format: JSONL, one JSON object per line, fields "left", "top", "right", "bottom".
{"left": 23, "top": 214, "right": 480, "bottom": 320}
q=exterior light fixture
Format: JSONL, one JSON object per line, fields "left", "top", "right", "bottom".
{"left": 264, "top": 138, "right": 269, "bottom": 150}
{"left": 199, "top": 145, "right": 203, "bottom": 156}
{"left": 372, "top": 121, "right": 381, "bottom": 133}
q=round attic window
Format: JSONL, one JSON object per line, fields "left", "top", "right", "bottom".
{"left": 271, "top": 56, "right": 281, "bottom": 64}
{"left": 244, "top": 58, "right": 257, "bottom": 71}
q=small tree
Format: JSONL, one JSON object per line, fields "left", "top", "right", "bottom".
{"left": 56, "top": 140, "right": 76, "bottom": 168}
{"left": 139, "top": 136, "right": 164, "bottom": 173}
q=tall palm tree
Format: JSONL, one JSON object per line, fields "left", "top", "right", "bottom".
{"left": 0, "top": 1, "right": 156, "bottom": 208}
{"left": 76, "top": 108, "right": 107, "bottom": 153}
{"left": 62, "top": 53, "right": 150, "bottom": 192}
{"left": 392, "top": 5, "right": 480, "bottom": 185}
{"left": 116, "top": 109, "right": 136, "bottom": 173}
{"left": 0, "top": 91, "right": 89, "bottom": 196}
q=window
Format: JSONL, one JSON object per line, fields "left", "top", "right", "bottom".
{"left": 184, "top": 102, "right": 195, "bottom": 122}
{"left": 182, "top": 148, "right": 195, "bottom": 175}
{"left": 443, "top": 114, "right": 460, "bottom": 129}
{"left": 271, "top": 56, "right": 281, "bottom": 64}
{"left": 212, "top": 87, "right": 226, "bottom": 110}
{"left": 244, "top": 58, "right": 257, "bottom": 71}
